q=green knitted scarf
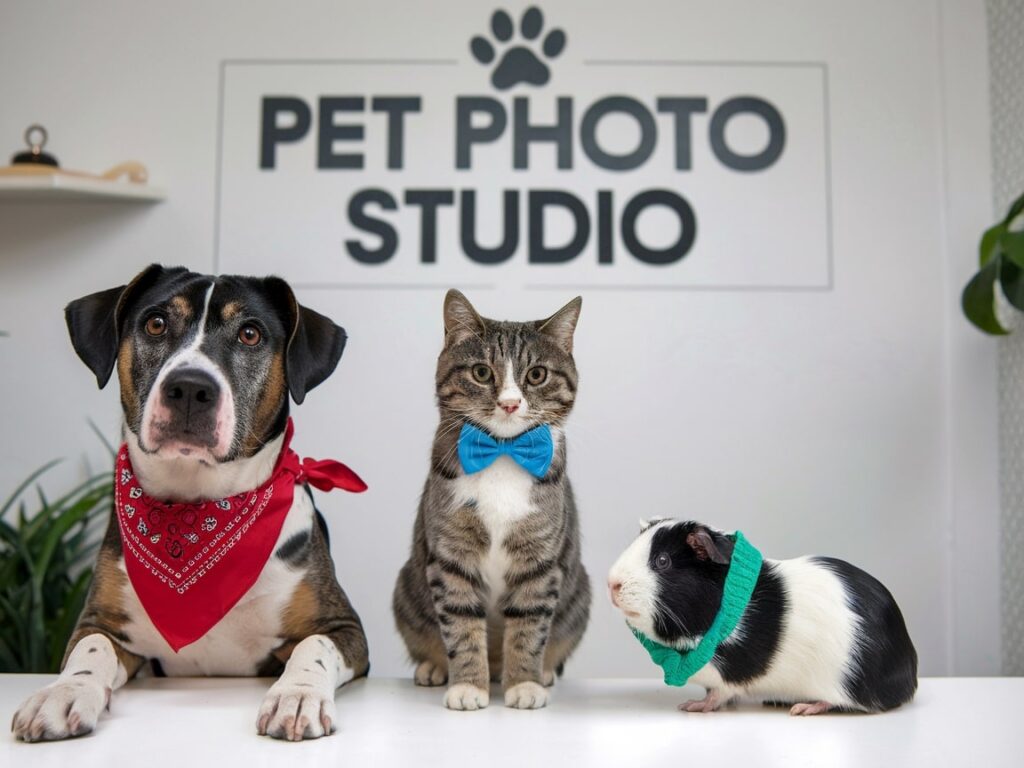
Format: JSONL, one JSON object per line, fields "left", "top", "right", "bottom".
{"left": 630, "top": 531, "right": 763, "bottom": 687}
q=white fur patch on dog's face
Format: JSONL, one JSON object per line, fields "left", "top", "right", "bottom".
{"left": 607, "top": 519, "right": 674, "bottom": 639}
{"left": 138, "top": 282, "right": 237, "bottom": 463}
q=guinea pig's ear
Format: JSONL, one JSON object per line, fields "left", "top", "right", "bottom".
{"left": 265, "top": 277, "right": 347, "bottom": 405}
{"left": 443, "top": 289, "right": 485, "bottom": 344}
{"left": 686, "top": 527, "right": 735, "bottom": 565}
{"left": 64, "top": 263, "right": 167, "bottom": 388}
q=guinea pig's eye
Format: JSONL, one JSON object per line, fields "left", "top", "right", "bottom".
{"left": 238, "top": 325, "right": 262, "bottom": 346}
{"left": 145, "top": 315, "right": 167, "bottom": 337}
{"left": 526, "top": 366, "right": 548, "bottom": 386}
{"left": 472, "top": 364, "right": 492, "bottom": 383}
{"left": 654, "top": 553, "right": 671, "bottom": 571}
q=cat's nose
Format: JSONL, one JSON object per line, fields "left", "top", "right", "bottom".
{"left": 498, "top": 398, "right": 521, "bottom": 414}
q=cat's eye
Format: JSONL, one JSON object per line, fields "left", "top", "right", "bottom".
{"left": 238, "top": 325, "right": 262, "bottom": 346}
{"left": 526, "top": 366, "right": 548, "bottom": 386}
{"left": 654, "top": 553, "right": 671, "bottom": 571}
{"left": 145, "top": 315, "right": 167, "bottom": 337}
{"left": 472, "top": 364, "right": 492, "bottom": 383}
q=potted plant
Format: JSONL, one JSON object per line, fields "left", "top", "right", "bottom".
{"left": 962, "top": 191, "right": 1024, "bottom": 334}
{"left": 0, "top": 456, "right": 112, "bottom": 673}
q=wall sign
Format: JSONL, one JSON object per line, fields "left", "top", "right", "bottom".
{"left": 216, "top": 7, "right": 831, "bottom": 289}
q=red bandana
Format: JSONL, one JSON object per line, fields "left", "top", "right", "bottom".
{"left": 114, "top": 419, "right": 366, "bottom": 652}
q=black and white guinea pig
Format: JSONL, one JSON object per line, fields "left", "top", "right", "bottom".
{"left": 607, "top": 519, "right": 918, "bottom": 715}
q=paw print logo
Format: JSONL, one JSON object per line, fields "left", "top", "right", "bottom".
{"left": 201, "top": 516, "right": 218, "bottom": 532}
{"left": 470, "top": 7, "right": 566, "bottom": 90}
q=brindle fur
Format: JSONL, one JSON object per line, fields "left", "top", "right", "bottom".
{"left": 393, "top": 291, "right": 591, "bottom": 700}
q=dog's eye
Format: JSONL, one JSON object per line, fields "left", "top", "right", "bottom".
{"left": 238, "top": 325, "right": 262, "bottom": 346}
{"left": 145, "top": 315, "right": 167, "bottom": 337}
{"left": 472, "top": 364, "right": 492, "bottom": 383}
{"left": 526, "top": 366, "right": 547, "bottom": 386}
{"left": 654, "top": 553, "right": 671, "bottom": 571}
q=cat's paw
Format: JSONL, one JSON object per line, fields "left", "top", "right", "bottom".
{"left": 444, "top": 683, "right": 489, "bottom": 711}
{"left": 504, "top": 681, "right": 549, "bottom": 709}
{"left": 256, "top": 683, "right": 337, "bottom": 740}
{"left": 11, "top": 679, "right": 110, "bottom": 742}
{"left": 414, "top": 660, "right": 448, "bottom": 687}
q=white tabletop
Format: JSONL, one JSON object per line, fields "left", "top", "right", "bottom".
{"left": 0, "top": 675, "right": 1019, "bottom": 767}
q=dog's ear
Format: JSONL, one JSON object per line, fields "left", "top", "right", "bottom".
{"left": 65, "top": 264, "right": 167, "bottom": 388}
{"left": 265, "top": 277, "right": 347, "bottom": 404}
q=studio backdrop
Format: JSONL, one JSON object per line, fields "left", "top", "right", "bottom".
{"left": 0, "top": 0, "right": 999, "bottom": 677}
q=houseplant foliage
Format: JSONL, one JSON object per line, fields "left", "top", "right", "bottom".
{"left": 0, "top": 459, "right": 112, "bottom": 673}
{"left": 962, "top": 191, "right": 1024, "bottom": 334}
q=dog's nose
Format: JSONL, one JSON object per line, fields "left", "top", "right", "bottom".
{"left": 498, "top": 398, "right": 521, "bottom": 414}
{"left": 162, "top": 368, "right": 221, "bottom": 419}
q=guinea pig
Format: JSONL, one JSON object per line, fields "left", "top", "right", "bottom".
{"left": 607, "top": 519, "right": 918, "bottom": 715}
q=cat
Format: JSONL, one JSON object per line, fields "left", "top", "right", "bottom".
{"left": 392, "top": 290, "right": 591, "bottom": 710}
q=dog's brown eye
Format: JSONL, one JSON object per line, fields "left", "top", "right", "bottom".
{"left": 145, "top": 315, "right": 167, "bottom": 337}
{"left": 472, "top": 364, "right": 492, "bottom": 383}
{"left": 238, "top": 325, "right": 261, "bottom": 346}
{"left": 526, "top": 366, "right": 547, "bottom": 386}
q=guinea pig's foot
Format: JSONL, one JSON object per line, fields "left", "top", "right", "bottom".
{"left": 677, "top": 689, "right": 723, "bottom": 713}
{"left": 789, "top": 700, "right": 833, "bottom": 716}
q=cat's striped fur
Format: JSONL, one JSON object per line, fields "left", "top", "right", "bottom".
{"left": 392, "top": 290, "right": 591, "bottom": 710}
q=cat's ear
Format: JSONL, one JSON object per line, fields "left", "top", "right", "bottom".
{"left": 443, "top": 289, "right": 485, "bottom": 342}
{"left": 537, "top": 296, "right": 582, "bottom": 354}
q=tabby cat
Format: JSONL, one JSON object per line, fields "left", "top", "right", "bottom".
{"left": 392, "top": 290, "right": 591, "bottom": 710}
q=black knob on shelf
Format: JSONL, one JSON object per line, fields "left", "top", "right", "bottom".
{"left": 11, "top": 124, "right": 59, "bottom": 167}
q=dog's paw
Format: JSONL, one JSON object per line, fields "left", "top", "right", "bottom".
{"left": 256, "top": 683, "right": 337, "bottom": 741}
{"left": 443, "top": 683, "right": 489, "bottom": 711}
{"left": 414, "top": 660, "right": 447, "bottom": 687}
{"left": 504, "top": 681, "right": 548, "bottom": 709}
{"left": 11, "top": 679, "right": 110, "bottom": 742}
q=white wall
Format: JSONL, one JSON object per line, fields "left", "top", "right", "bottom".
{"left": 0, "top": 0, "right": 1000, "bottom": 678}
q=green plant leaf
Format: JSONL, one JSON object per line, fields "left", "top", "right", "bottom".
{"left": 1006, "top": 191, "right": 1024, "bottom": 225}
{"left": 0, "top": 459, "right": 61, "bottom": 519}
{"left": 1001, "top": 258, "right": 1024, "bottom": 312}
{"left": 962, "top": 256, "right": 1009, "bottom": 335}
{"left": 1003, "top": 230, "right": 1024, "bottom": 270}
{"left": 980, "top": 223, "right": 1005, "bottom": 267}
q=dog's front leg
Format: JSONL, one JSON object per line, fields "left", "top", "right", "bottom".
{"left": 256, "top": 634, "right": 353, "bottom": 741}
{"left": 11, "top": 634, "right": 134, "bottom": 741}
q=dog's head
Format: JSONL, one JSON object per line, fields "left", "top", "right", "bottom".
{"left": 66, "top": 264, "right": 345, "bottom": 464}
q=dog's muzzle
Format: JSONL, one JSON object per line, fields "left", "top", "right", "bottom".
{"left": 159, "top": 367, "right": 221, "bottom": 443}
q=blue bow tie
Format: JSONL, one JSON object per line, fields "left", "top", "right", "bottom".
{"left": 457, "top": 423, "right": 554, "bottom": 479}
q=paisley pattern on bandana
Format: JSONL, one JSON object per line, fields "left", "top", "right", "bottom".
{"left": 113, "top": 419, "right": 366, "bottom": 652}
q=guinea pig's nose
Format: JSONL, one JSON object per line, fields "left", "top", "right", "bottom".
{"left": 608, "top": 580, "right": 622, "bottom": 605}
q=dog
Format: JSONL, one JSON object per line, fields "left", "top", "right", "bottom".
{"left": 11, "top": 264, "right": 369, "bottom": 742}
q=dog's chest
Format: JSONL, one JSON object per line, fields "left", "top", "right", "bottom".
{"left": 452, "top": 455, "right": 535, "bottom": 605}
{"left": 118, "top": 493, "right": 313, "bottom": 675}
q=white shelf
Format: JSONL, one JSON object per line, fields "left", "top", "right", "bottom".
{"left": 0, "top": 174, "right": 165, "bottom": 203}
